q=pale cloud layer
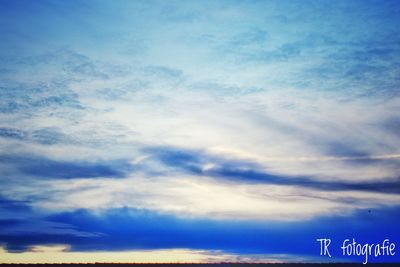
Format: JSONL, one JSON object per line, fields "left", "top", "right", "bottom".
{"left": 0, "top": 245, "right": 312, "bottom": 264}
{"left": 1, "top": 49, "right": 399, "bottom": 221}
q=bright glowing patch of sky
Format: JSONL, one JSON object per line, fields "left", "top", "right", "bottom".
{"left": 0, "top": 0, "right": 400, "bottom": 264}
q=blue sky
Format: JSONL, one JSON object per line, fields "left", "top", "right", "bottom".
{"left": 0, "top": 0, "right": 400, "bottom": 263}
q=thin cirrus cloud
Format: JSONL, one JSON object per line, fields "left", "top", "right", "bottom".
{"left": 0, "top": 0, "right": 400, "bottom": 263}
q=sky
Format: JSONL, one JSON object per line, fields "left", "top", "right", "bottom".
{"left": 0, "top": 0, "right": 400, "bottom": 264}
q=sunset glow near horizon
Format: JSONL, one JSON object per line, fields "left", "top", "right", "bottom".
{"left": 0, "top": 0, "right": 400, "bottom": 264}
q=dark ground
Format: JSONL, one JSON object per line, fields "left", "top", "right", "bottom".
{"left": 0, "top": 264, "right": 399, "bottom": 267}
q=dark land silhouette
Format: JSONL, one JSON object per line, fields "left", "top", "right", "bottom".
{"left": 0, "top": 263, "right": 399, "bottom": 267}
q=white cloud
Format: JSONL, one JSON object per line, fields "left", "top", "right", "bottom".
{"left": 1, "top": 50, "right": 399, "bottom": 221}
{"left": 5, "top": 173, "right": 400, "bottom": 221}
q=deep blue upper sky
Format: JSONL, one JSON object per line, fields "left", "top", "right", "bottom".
{"left": 0, "top": 0, "right": 400, "bottom": 263}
